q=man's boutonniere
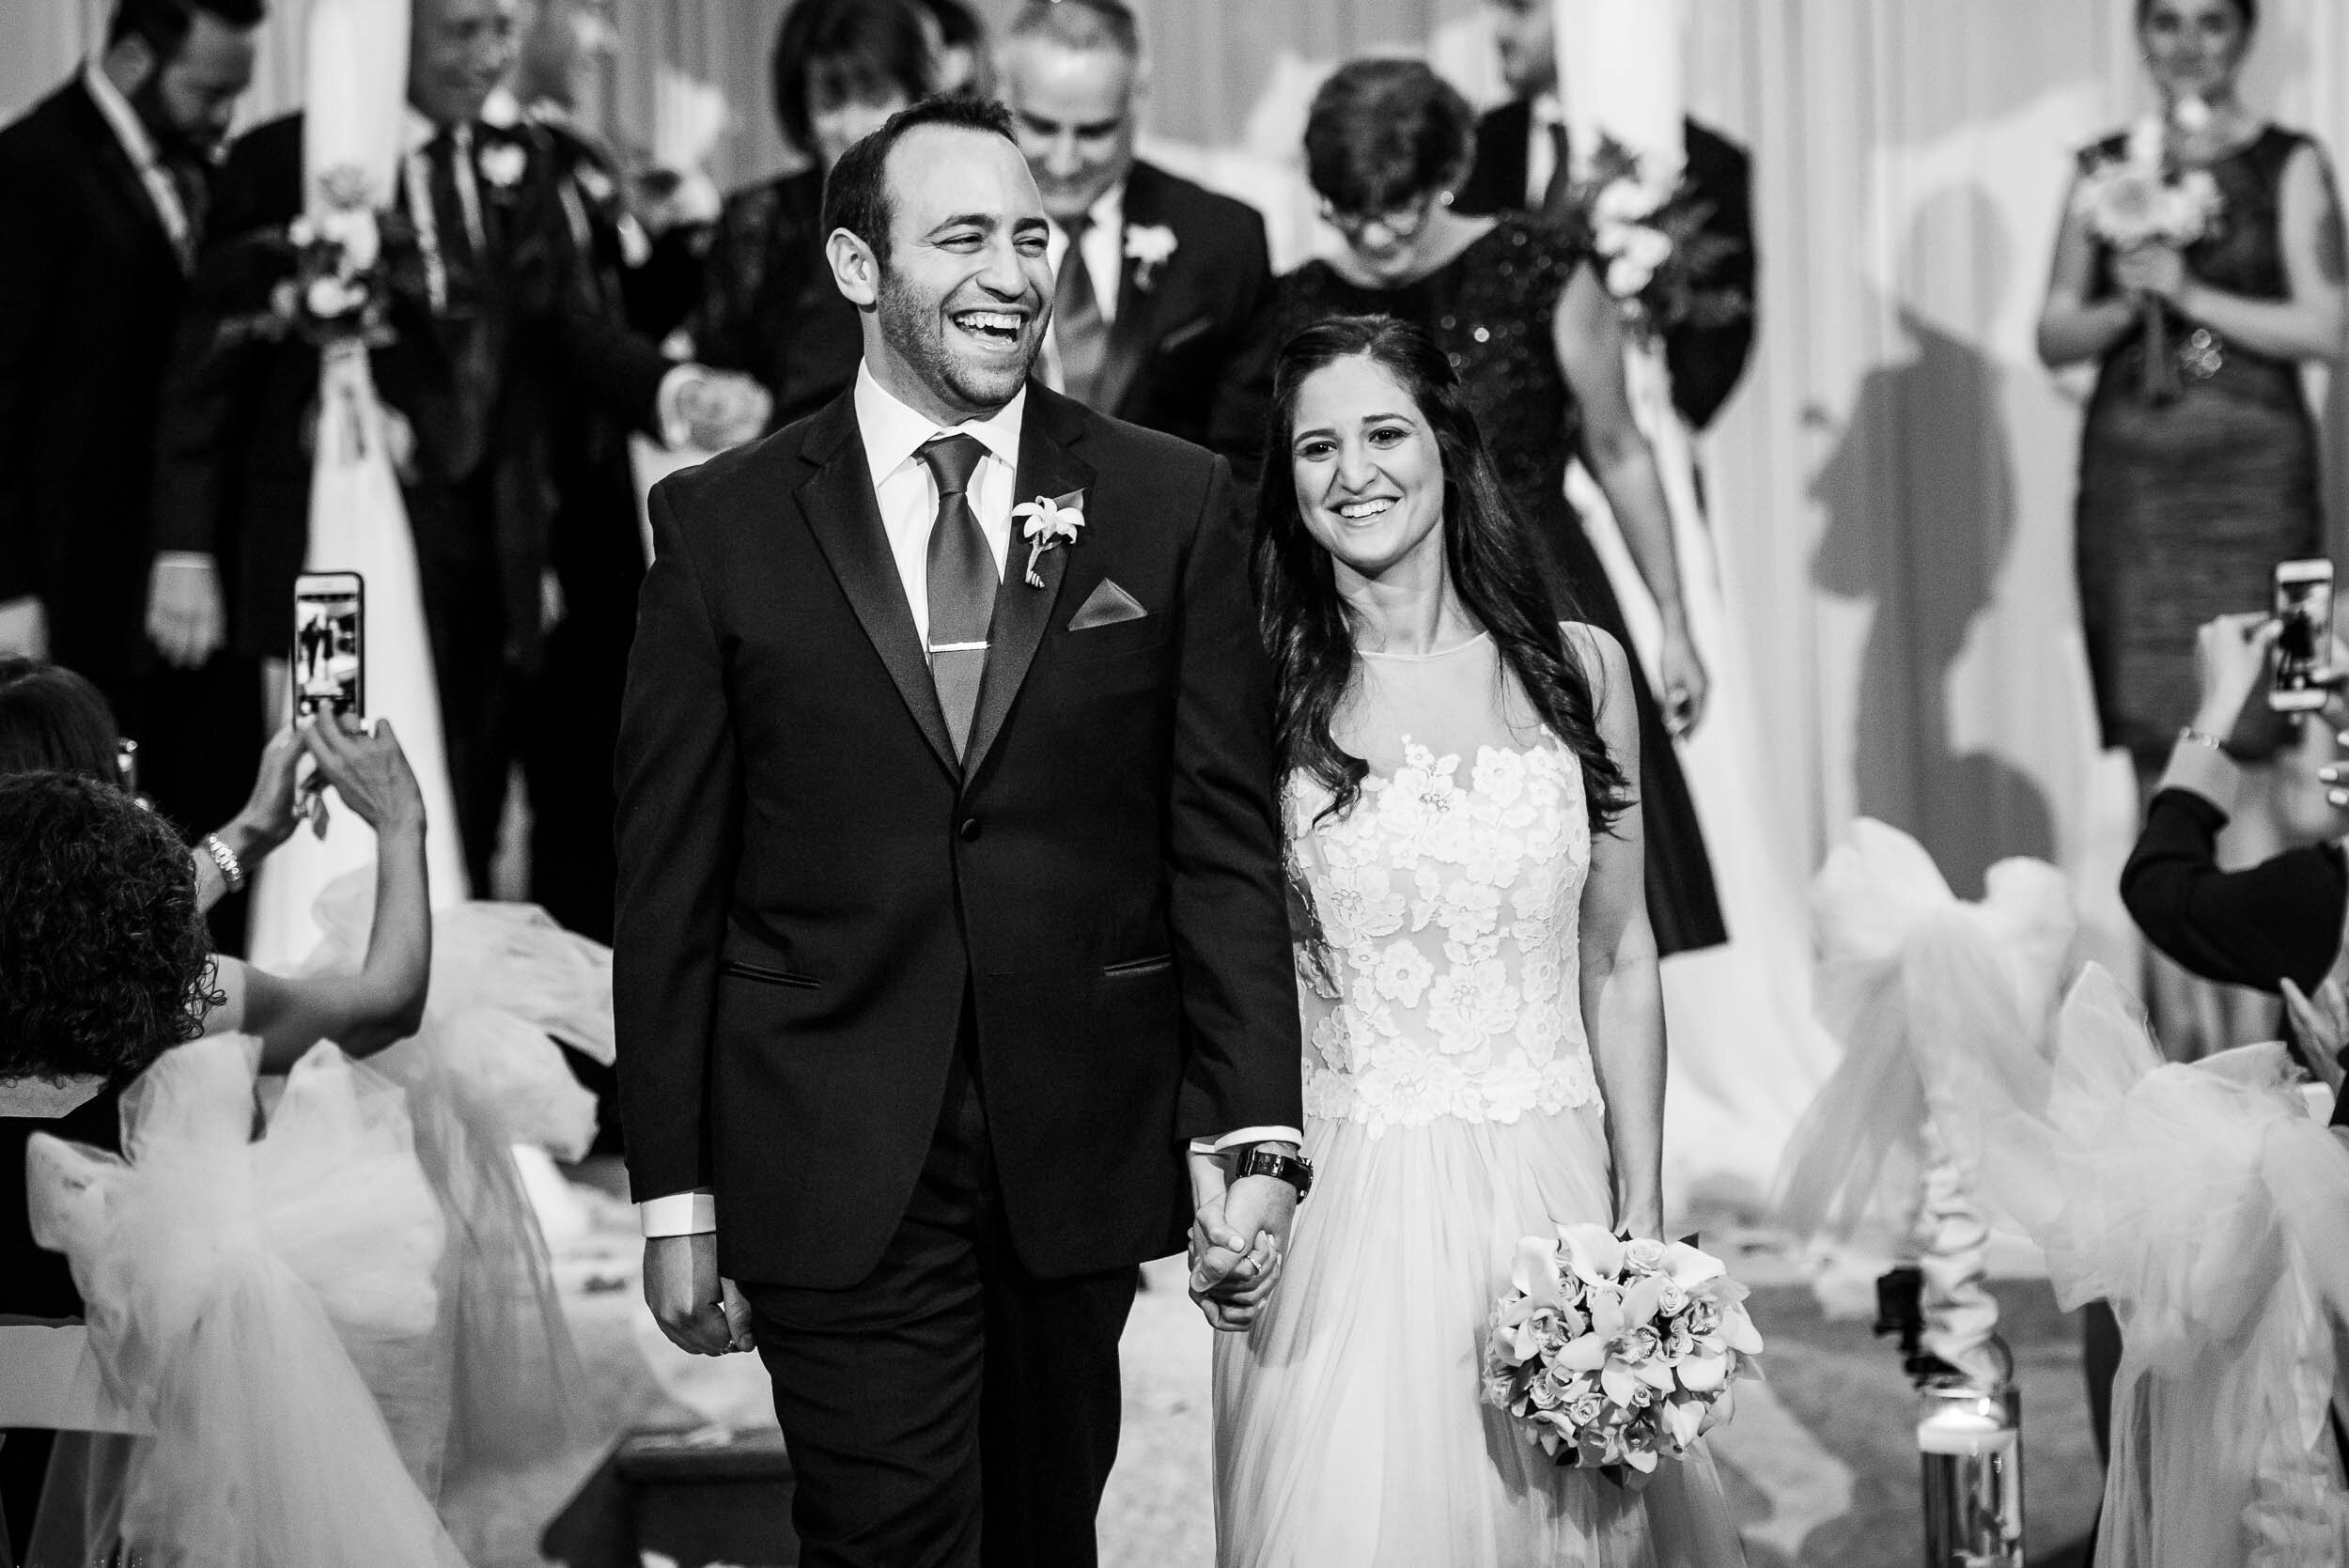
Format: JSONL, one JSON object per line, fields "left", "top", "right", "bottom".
{"left": 1013, "top": 490, "right": 1086, "bottom": 587}
{"left": 1124, "top": 225, "right": 1177, "bottom": 292}
{"left": 477, "top": 140, "right": 528, "bottom": 191}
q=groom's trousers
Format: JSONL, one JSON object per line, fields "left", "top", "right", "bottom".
{"left": 741, "top": 1014, "right": 1140, "bottom": 1568}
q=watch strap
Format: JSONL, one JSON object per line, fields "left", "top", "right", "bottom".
{"left": 1234, "top": 1145, "right": 1313, "bottom": 1199}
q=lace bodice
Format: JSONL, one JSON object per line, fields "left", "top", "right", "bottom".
{"left": 1289, "top": 734, "right": 1598, "bottom": 1134}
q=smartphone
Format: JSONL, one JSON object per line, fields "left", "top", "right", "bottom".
{"left": 291, "top": 571, "right": 365, "bottom": 721}
{"left": 2270, "top": 558, "right": 2334, "bottom": 712}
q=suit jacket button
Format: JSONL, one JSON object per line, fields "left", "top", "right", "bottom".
{"left": 958, "top": 817, "right": 982, "bottom": 842}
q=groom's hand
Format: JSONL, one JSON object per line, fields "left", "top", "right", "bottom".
{"left": 645, "top": 1233, "right": 755, "bottom": 1356}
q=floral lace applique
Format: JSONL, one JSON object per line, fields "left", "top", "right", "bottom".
{"left": 1291, "top": 738, "right": 1597, "bottom": 1133}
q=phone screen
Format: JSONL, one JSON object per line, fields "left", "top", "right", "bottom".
{"left": 2272, "top": 563, "right": 2334, "bottom": 711}
{"left": 291, "top": 575, "right": 365, "bottom": 721}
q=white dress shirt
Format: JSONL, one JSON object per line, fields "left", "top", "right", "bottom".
{"left": 639, "top": 360, "right": 1299, "bottom": 1239}
{"left": 1040, "top": 181, "right": 1125, "bottom": 395}
{"left": 82, "top": 59, "right": 194, "bottom": 269}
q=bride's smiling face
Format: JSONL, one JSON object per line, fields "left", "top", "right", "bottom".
{"left": 1288, "top": 354, "right": 1448, "bottom": 582}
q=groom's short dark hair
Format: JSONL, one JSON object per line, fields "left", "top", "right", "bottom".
{"left": 823, "top": 95, "right": 1019, "bottom": 266}
{"left": 109, "top": 0, "right": 266, "bottom": 56}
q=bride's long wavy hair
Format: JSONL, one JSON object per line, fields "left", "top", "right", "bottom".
{"left": 1251, "top": 315, "right": 1633, "bottom": 837}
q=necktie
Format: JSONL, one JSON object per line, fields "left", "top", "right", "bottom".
{"left": 1054, "top": 214, "right": 1109, "bottom": 406}
{"left": 1540, "top": 121, "right": 1575, "bottom": 217}
{"left": 920, "top": 434, "right": 996, "bottom": 758}
{"left": 160, "top": 156, "right": 206, "bottom": 272}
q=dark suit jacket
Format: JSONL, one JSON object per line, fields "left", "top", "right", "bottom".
{"left": 0, "top": 78, "right": 194, "bottom": 686}
{"left": 1085, "top": 161, "right": 1272, "bottom": 451}
{"left": 151, "top": 111, "right": 672, "bottom": 665}
{"left": 613, "top": 382, "right": 1301, "bottom": 1289}
{"left": 1456, "top": 102, "right": 1757, "bottom": 431}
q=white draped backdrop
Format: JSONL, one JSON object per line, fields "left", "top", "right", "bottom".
{"left": 12, "top": 0, "right": 2349, "bottom": 1201}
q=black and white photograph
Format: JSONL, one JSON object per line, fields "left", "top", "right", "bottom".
{"left": 7, "top": 0, "right": 2349, "bottom": 1564}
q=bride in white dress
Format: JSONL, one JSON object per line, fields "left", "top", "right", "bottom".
{"left": 1205, "top": 317, "right": 1744, "bottom": 1565}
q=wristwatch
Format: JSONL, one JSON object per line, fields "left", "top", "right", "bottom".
{"left": 1233, "top": 1144, "right": 1314, "bottom": 1201}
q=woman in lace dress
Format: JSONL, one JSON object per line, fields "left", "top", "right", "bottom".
{"left": 1201, "top": 316, "right": 1743, "bottom": 1565}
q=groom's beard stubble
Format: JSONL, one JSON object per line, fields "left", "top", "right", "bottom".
{"left": 877, "top": 260, "right": 1041, "bottom": 415}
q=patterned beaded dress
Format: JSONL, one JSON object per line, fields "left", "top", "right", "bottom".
{"left": 1209, "top": 630, "right": 1744, "bottom": 1568}
{"left": 1251, "top": 217, "right": 1725, "bottom": 955}
{"left": 2075, "top": 127, "right": 2325, "bottom": 766}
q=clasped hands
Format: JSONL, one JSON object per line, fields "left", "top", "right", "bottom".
{"left": 1187, "top": 1149, "right": 1300, "bottom": 1334}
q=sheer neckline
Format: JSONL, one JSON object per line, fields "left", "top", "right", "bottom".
{"left": 1359, "top": 630, "right": 1493, "bottom": 662}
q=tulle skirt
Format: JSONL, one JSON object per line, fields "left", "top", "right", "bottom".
{"left": 1212, "top": 1107, "right": 1746, "bottom": 1568}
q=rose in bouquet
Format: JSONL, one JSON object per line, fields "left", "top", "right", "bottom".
{"left": 2074, "top": 114, "right": 2225, "bottom": 403}
{"left": 1480, "top": 1222, "right": 1761, "bottom": 1489}
{"left": 1571, "top": 135, "right": 1748, "bottom": 346}
{"left": 236, "top": 164, "right": 428, "bottom": 353}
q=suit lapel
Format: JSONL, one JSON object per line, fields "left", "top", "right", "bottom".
{"left": 959, "top": 389, "right": 1096, "bottom": 788}
{"left": 792, "top": 399, "right": 958, "bottom": 776}
{"left": 1088, "top": 168, "right": 1167, "bottom": 420}
{"left": 65, "top": 81, "right": 185, "bottom": 273}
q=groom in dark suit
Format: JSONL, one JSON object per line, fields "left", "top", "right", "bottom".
{"left": 614, "top": 97, "right": 1304, "bottom": 1566}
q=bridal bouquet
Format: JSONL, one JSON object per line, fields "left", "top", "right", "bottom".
{"left": 2074, "top": 112, "right": 2225, "bottom": 403}
{"left": 1481, "top": 1223, "right": 1762, "bottom": 1488}
{"left": 246, "top": 165, "right": 427, "bottom": 351}
{"left": 1572, "top": 135, "right": 1747, "bottom": 344}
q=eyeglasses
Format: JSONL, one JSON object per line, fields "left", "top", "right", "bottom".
{"left": 1321, "top": 194, "right": 1440, "bottom": 245}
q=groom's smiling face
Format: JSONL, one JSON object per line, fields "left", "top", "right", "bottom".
{"left": 864, "top": 126, "right": 1055, "bottom": 422}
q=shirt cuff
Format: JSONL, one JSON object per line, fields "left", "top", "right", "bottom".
{"left": 638, "top": 1189, "right": 716, "bottom": 1237}
{"left": 153, "top": 551, "right": 216, "bottom": 572}
{"left": 2158, "top": 733, "right": 2242, "bottom": 816}
{"left": 1186, "top": 1126, "right": 1306, "bottom": 1157}
{"left": 654, "top": 364, "right": 702, "bottom": 449}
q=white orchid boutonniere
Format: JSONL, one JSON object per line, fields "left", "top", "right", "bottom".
{"left": 476, "top": 140, "right": 528, "bottom": 190}
{"left": 1013, "top": 489, "right": 1086, "bottom": 587}
{"left": 1124, "top": 225, "right": 1178, "bottom": 292}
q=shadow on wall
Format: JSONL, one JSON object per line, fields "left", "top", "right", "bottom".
{"left": 1808, "top": 184, "right": 2056, "bottom": 898}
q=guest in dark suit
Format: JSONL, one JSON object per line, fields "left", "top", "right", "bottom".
{"left": 687, "top": 0, "right": 940, "bottom": 429}
{"left": 999, "top": 0, "right": 1272, "bottom": 456}
{"left": 1454, "top": 0, "right": 1756, "bottom": 432}
{"left": 0, "top": 0, "right": 264, "bottom": 885}
{"left": 152, "top": 0, "right": 762, "bottom": 892}
{"left": 617, "top": 97, "right": 1302, "bottom": 1565}
{"left": 506, "top": 0, "right": 670, "bottom": 948}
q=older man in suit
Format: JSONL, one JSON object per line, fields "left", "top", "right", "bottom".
{"left": 0, "top": 0, "right": 264, "bottom": 856}
{"left": 998, "top": 0, "right": 1270, "bottom": 454}
{"left": 1454, "top": 0, "right": 1756, "bottom": 433}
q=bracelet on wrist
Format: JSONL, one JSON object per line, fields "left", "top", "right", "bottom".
{"left": 200, "top": 831, "right": 246, "bottom": 894}
{"left": 2177, "top": 726, "right": 2230, "bottom": 754}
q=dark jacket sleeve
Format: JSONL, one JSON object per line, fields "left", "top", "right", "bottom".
{"left": 1665, "top": 119, "right": 1756, "bottom": 433}
{"left": 612, "top": 476, "right": 739, "bottom": 1202}
{"left": 2120, "top": 786, "right": 2348, "bottom": 994}
{"left": 1167, "top": 457, "right": 1304, "bottom": 1141}
{"left": 150, "top": 127, "right": 293, "bottom": 559}
{"left": 0, "top": 119, "right": 66, "bottom": 600}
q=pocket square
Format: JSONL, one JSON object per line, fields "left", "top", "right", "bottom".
{"left": 1068, "top": 578, "right": 1148, "bottom": 631}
